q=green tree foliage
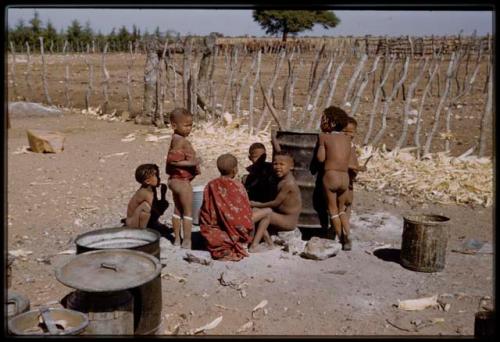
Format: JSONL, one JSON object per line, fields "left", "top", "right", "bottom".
{"left": 253, "top": 10, "right": 340, "bottom": 41}
{"left": 29, "top": 10, "right": 43, "bottom": 48}
{"left": 118, "top": 26, "right": 131, "bottom": 51}
{"left": 81, "top": 21, "right": 94, "bottom": 50}
{"left": 43, "top": 20, "right": 58, "bottom": 52}
{"left": 66, "top": 19, "right": 83, "bottom": 51}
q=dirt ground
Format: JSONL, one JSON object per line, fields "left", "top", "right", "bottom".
{"left": 7, "top": 108, "right": 493, "bottom": 336}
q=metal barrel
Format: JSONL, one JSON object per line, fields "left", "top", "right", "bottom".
{"left": 192, "top": 185, "right": 206, "bottom": 225}
{"left": 7, "top": 291, "right": 30, "bottom": 319}
{"left": 74, "top": 227, "right": 162, "bottom": 335}
{"left": 400, "top": 214, "right": 450, "bottom": 272}
{"left": 63, "top": 290, "right": 133, "bottom": 335}
{"left": 275, "top": 130, "right": 329, "bottom": 229}
{"left": 8, "top": 307, "right": 89, "bottom": 335}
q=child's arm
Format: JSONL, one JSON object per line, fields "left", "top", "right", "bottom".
{"left": 250, "top": 182, "right": 291, "bottom": 209}
{"left": 167, "top": 138, "right": 200, "bottom": 168}
{"left": 317, "top": 134, "right": 326, "bottom": 163}
{"left": 271, "top": 130, "right": 281, "bottom": 154}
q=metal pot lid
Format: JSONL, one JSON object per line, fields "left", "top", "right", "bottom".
{"left": 55, "top": 249, "right": 161, "bottom": 292}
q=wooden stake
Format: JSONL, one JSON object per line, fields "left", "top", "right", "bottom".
{"left": 39, "top": 37, "right": 52, "bottom": 105}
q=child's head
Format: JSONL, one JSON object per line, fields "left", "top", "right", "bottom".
{"left": 272, "top": 151, "right": 294, "bottom": 178}
{"left": 321, "top": 106, "right": 349, "bottom": 133}
{"left": 248, "top": 143, "right": 267, "bottom": 164}
{"left": 217, "top": 153, "right": 238, "bottom": 178}
{"left": 170, "top": 107, "right": 193, "bottom": 137}
{"left": 135, "top": 164, "right": 160, "bottom": 187}
{"left": 343, "top": 116, "right": 358, "bottom": 139}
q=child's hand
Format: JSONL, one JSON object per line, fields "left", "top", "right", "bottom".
{"left": 250, "top": 201, "right": 258, "bottom": 207}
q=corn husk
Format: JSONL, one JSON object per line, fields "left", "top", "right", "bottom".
{"left": 356, "top": 145, "right": 492, "bottom": 207}
{"left": 397, "top": 295, "right": 439, "bottom": 311}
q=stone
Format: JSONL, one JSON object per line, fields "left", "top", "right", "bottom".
{"left": 183, "top": 250, "right": 213, "bottom": 266}
{"left": 26, "top": 129, "right": 65, "bottom": 153}
{"left": 9, "top": 102, "right": 63, "bottom": 118}
{"left": 300, "top": 237, "right": 341, "bottom": 260}
{"left": 219, "top": 270, "right": 248, "bottom": 289}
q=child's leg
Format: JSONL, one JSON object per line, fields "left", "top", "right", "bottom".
{"left": 324, "top": 188, "right": 342, "bottom": 242}
{"left": 338, "top": 190, "right": 351, "bottom": 250}
{"left": 177, "top": 182, "right": 193, "bottom": 249}
{"left": 249, "top": 208, "right": 272, "bottom": 251}
{"left": 126, "top": 201, "right": 151, "bottom": 229}
{"left": 168, "top": 180, "right": 183, "bottom": 246}
{"left": 323, "top": 170, "right": 348, "bottom": 243}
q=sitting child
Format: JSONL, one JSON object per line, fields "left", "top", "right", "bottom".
{"left": 125, "top": 164, "right": 168, "bottom": 229}
{"left": 316, "top": 106, "right": 353, "bottom": 250}
{"left": 242, "top": 142, "right": 277, "bottom": 203}
{"left": 250, "top": 151, "right": 302, "bottom": 252}
{"left": 166, "top": 108, "right": 201, "bottom": 249}
{"left": 199, "top": 154, "right": 254, "bottom": 261}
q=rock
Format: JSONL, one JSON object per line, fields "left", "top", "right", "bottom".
{"left": 121, "top": 111, "right": 130, "bottom": 121}
{"left": 26, "top": 129, "right": 65, "bottom": 153}
{"left": 9, "top": 102, "right": 64, "bottom": 118}
{"left": 183, "top": 251, "right": 213, "bottom": 266}
{"left": 300, "top": 237, "right": 341, "bottom": 260}
{"left": 219, "top": 270, "right": 247, "bottom": 289}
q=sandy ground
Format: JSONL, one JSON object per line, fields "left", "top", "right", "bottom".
{"left": 6, "top": 108, "right": 493, "bottom": 336}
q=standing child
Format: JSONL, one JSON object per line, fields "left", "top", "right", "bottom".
{"left": 242, "top": 142, "right": 277, "bottom": 203}
{"left": 343, "top": 116, "right": 367, "bottom": 227}
{"left": 250, "top": 151, "right": 302, "bottom": 252}
{"left": 166, "top": 108, "right": 201, "bottom": 249}
{"left": 316, "top": 106, "right": 353, "bottom": 251}
{"left": 126, "top": 164, "right": 168, "bottom": 229}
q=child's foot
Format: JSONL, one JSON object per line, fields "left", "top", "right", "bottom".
{"left": 174, "top": 238, "right": 181, "bottom": 246}
{"left": 181, "top": 239, "right": 192, "bottom": 249}
{"left": 249, "top": 243, "right": 274, "bottom": 253}
{"left": 342, "top": 236, "right": 352, "bottom": 251}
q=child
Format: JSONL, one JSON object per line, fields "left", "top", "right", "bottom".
{"left": 166, "top": 108, "right": 201, "bottom": 249}
{"left": 243, "top": 143, "right": 277, "bottom": 203}
{"left": 343, "top": 116, "right": 367, "bottom": 227}
{"left": 199, "top": 154, "right": 254, "bottom": 261}
{"left": 126, "top": 164, "right": 168, "bottom": 229}
{"left": 250, "top": 151, "right": 302, "bottom": 252}
{"left": 316, "top": 106, "right": 353, "bottom": 251}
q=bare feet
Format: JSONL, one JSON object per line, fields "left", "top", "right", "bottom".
{"left": 181, "top": 239, "right": 192, "bottom": 249}
{"left": 342, "top": 236, "right": 352, "bottom": 251}
{"left": 174, "top": 238, "right": 181, "bottom": 246}
{"left": 248, "top": 243, "right": 274, "bottom": 253}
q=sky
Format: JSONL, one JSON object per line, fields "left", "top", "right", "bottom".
{"left": 6, "top": 8, "right": 494, "bottom": 37}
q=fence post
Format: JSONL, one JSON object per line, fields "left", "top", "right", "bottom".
{"left": 100, "top": 43, "right": 110, "bottom": 115}
{"left": 25, "top": 42, "right": 33, "bottom": 101}
{"left": 39, "top": 37, "right": 52, "bottom": 105}
{"left": 9, "top": 41, "right": 18, "bottom": 100}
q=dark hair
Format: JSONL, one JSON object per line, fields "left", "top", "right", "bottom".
{"left": 217, "top": 153, "right": 238, "bottom": 175}
{"left": 273, "top": 151, "right": 294, "bottom": 165}
{"left": 249, "top": 142, "right": 266, "bottom": 154}
{"left": 135, "top": 164, "right": 159, "bottom": 185}
{"left": 169, "top": 107, "right": 192, "bottom": 124}
{"left": 321, "top": 106, "right": 349, "bottom": 132}
{"left": 346, "top": 116, "right": 358, "bottom": 127}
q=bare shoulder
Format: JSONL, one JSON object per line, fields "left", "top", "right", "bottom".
{"left": 170, "top": 134, "right": 186, "bottom": 149}
{"left": 137, "top": 188, "right": 154, "bottom": 203}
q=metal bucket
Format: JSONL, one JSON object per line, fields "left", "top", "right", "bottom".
{"left": 192, "top": 185, "right": 205, "bottom": 225}
{"left": 7, "top": 291, "right": 30, "bottom": 319}
{"left": 274, "top": 130, "right": 328, "bottom": 229}
{"left": 74, "top": 228, "right": 162, "bottom": 335}
{"left": 63, "top": 290, "right": 133, "bottom": 335}
{"left": 400, "top": 214, "right": 450, "bottom": 272}
{"left": 75, "top": 227, "right": 160, "bottom": 259}
{"left": 8, "top": 307, "right": 89, "bottom": 335}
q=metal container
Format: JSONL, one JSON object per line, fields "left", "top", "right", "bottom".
{"left": 8, "top": 308, "right": 89, "bottom": 335}
{"left": 7, "top": 291, "right": 30, "bottom": 319}
{"left": 474, "top": 310, "right": 495, "bottom": 337}
{"left": 63, "top": 290, "right": 133, "bottom": 335}
{"left": 192, "top": 185, "right": 206, "bottom": 225}
{"left": 75, "top": 227, "right": 160, "bottom": 259}
{"left": 74, "top": 231, "right": 163, "bottom": 336}
{"left": 400, "top": 214, "right": 450, "bottom": 272}
{"left": 274, "top": 130, "right": 329, "bottom": 229}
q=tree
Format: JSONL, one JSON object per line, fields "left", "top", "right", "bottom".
{"left": 66, "top": 19, "right": 83, "bottom": 50}
{"left": 253, "top": 10, "right": 340, "bottom": 41}
{"left": 118, "top": 25, "right": 131, "bottom": 51}
{"left": 29, "top": 10, "right": 43, "bottom": 49}
{"left": 81, "top": 21, "right": 94, "bottom": 48}
{"left": 43, "top": 20, "right": 58, "bottom": 51}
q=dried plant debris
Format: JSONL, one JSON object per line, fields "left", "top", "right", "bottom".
{"left": 356, "top": 145, "right": 492, "bottom": 207}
